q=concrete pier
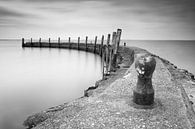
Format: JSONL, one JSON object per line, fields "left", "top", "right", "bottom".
{"left": 22, "top": 29, "right": 195, "bottom": 129}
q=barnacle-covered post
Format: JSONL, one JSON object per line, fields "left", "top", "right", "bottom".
{"left": 133, "top": 55, "right": 156, "bottom": 105}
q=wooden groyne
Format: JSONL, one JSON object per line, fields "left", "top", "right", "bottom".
{"left": 22, "top": 29, "right": 195, "bottom": 129}
{"left": 22, "top": 29, "right": 123, "bottom": 78}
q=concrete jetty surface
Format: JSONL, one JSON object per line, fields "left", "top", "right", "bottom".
{"left": 23, "top": 46, "right": 195, "bottom": 129}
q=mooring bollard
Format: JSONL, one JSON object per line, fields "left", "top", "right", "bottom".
{"left": 133, "top": 55, "right": 156, "bottom": 105}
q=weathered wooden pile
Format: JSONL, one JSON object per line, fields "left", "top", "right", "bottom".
{"left": 22, "top": 29, "right": 122, "bottom": 79}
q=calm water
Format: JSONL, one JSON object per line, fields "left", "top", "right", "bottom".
{"left": 1, "top": 40, "right": 195, "bottom": 129}
{"left": 0, "top": 40, "right": 102, "bottom": 129}
{"left": 123, "top": 40, "right": 195, "bottom": 75}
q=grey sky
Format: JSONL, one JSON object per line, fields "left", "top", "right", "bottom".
{"left": 0, "top": 0, "right": 195, "bottom": 40}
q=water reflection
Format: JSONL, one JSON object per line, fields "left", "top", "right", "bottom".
{"left": 0, "top": 41, "right": 102, "bottom": 129}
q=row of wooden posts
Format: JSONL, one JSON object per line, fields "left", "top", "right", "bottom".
{"left": 22, "top": 29, "right": 122, "bottom": 79}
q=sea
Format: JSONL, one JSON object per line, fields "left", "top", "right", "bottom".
{"left": 123, "top": 40, "right": 195, "bottom": 75}
{"left": 0, "top": 40, "right": 102, "bottom": 129}
{"left": 0, "top": 39, "right": 195, "bottom": 129}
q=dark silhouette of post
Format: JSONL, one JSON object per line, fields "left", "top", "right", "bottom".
{"left": 108, "top": 32, "right": 116, "bottom": 73}
{"left": 39, "top": 38, "right": 41, "bottom": 47}
{"left": 133, "top": 55, "right": 156, "bottom": 105}
{"left": 94, "top": 36, "right": 97, "bottom": 53}
{"left": 22, "top": 38, "right": 24, "bottom": 47}
{"left": 58, "top": 37, "right": 60, "bottom": 47}
{"left": 49, "top": 38, "right": 51, "bottom": 47}
{"left": 106, "top": 34, "right": 111, "bottom": 74}
{"left": 30, "top": 38, "right": 32, "bottom": 46}
{"left": 108, "top": 48, "right": 113, "bottom": 74}
{"left": 78, "top": 37, "right": 80, "bottom": 50}
{"left": 102, "top": 47, "right": 105, "bottom": 80}
{"left": 111, "top": 29, "right": 122, "bottom": 71}
{"left": 111, "top": 32, "right": 116, "bottom": 43}
{"left": 115, "top": 29, "right": 122, "bottom": 54}
{"left": 110, "top": 32, "right": 117, "bottom": 71}
{"left": 68, "top": 37, "right": 71, "bottom": 43}
{"left": 100, "top": 35, "right": 104, "bottom": 56}
{"left": 85, "top": 36, "right": 88, "bottom": 51}
{"left": 68, "top": 37, "right": 71, "bottom": 48}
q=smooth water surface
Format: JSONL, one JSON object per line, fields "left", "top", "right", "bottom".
{"left": 0, "top": 40, "right": 102, "bottom": 129}
{"left": 123, "top": 40, "right": 195, "bottom": 75}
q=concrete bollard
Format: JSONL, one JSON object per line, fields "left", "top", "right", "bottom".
{"left": 133, "top": 55, "right": 156, "bottom": 105}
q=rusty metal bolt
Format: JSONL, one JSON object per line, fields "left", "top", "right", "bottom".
{"left": 133, "top": 55, "right": 156, "bottom": 105}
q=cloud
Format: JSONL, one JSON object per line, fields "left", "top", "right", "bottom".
{"left": 0, "top": 6, "right": 26, "bottom": 17}
{"left": 0, "top": 0, "right": 194, "bottom": 39}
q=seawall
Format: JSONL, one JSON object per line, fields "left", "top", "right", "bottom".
{"left": 23, "top": 43, "right": 195, "bottom": 129}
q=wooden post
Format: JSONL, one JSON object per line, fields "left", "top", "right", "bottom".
{"left": 94, "top": 36, "right": 97, "bottom": 53}
{"left": 111, "top": 32, "right": 117, "bottom": 71}
{"left": 108, "top": 47, "right": 113, "bottom": 73}
{"left": 85, "top": 36, "right": 88, "bottom": 51}
{"left": 30, "top": 38, "right": 32, "bottom": 46}
{"left": 22, "top": 38, "right": 24, "bottom": 47}
{"left": 102, "top": 47, "right": 105, "bottom": 80}
{"left": 68, "top": 37, "right": 71, "bottom": 43}
{"left": 49, "top": 38, "right": 51, "bottom": 47}
{"left": 115, "top": 29, "right": 122, "bottom": 54}
{"left": 107, "top": 34, "right": 111, "bottom": 46}
{"left": 105, "top": 34, "right": 110, "bottom": 74}
{"left": 58, "top": 37, "right": 60, "bottom": 46}
{"left": 100, "top": 35, "right": 104, "bottom": 56}
{"left": 68, "top": 37, "right": 71, "bottom": 48}
{"left": 78, "top": 37, "right": 80, "bottom": 50}
{"left": 112, "top": 32, "right": 117, "bottom": 44}
{"left": 39, "top": 38, "right": 41, "bottom": 47}
{"left": 114, "top": 29, "right": 122, "bottom": 68}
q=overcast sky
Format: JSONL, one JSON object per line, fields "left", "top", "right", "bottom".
{"left": 0, "top": 0, "right": 195, "bottom": 40}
